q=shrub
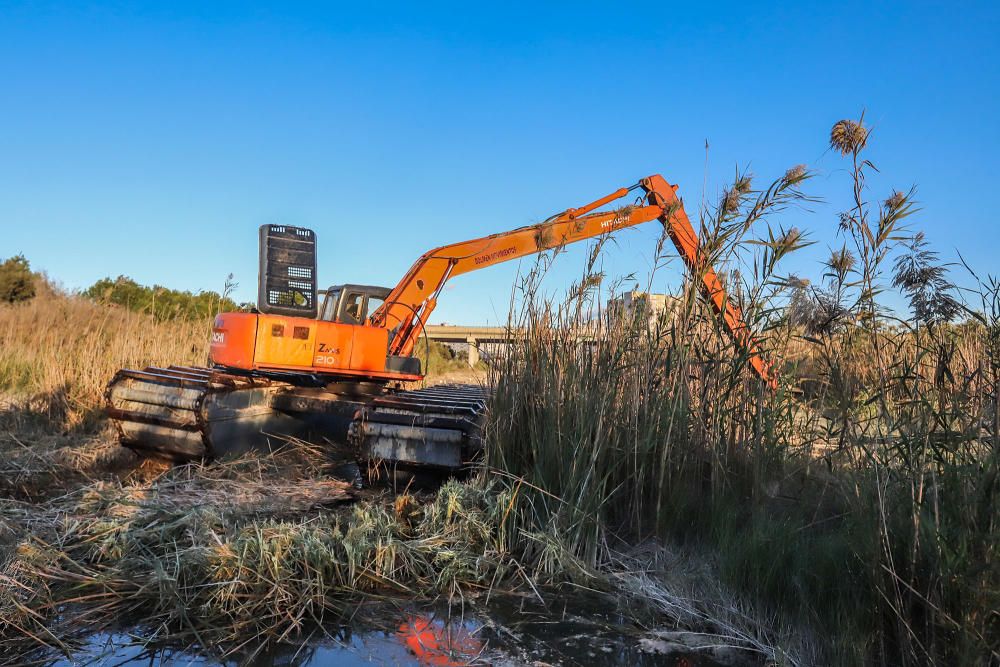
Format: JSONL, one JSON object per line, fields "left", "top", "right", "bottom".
{"left": 0, "top": 254, "right": 36, "bottom": 304}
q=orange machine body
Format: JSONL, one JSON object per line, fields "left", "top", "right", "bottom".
{"left": 210, "top": 312, "right": 421, "bottom": 382}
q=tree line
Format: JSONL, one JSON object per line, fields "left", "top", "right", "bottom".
{"left": 0, "top": 254, "right": 238, "bottom": 320}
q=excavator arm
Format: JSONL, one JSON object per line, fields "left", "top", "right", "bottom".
{"left": 371, "top": 174, "right": 774, "bottom": 386}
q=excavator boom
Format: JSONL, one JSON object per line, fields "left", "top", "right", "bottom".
{"left": 374, "top": 174, "right": 772, "bottom": 385}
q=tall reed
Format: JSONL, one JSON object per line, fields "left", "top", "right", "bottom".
{"left": 486, "top": 125, "right": 999, "bottom": 664}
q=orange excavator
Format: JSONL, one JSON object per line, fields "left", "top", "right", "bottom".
{"left": 106, "top": 174, "right": 771, "bottom": 475}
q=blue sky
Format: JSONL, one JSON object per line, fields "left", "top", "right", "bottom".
{"left": 1, "top": 2, "right": 997, "bottom": 324}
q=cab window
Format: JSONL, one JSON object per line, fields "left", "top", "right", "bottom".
{"left": 319, "top": 289, "right": 340, "bottom": 321}
{"left": 342, "top": 292, "right": 365, "bottom": 324}
{"left": 366, "top": 296, "right": 385, "bottom": 321}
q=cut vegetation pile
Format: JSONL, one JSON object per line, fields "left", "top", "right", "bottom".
{"left": 0, "top": 440, "right": 526, "bottom": 662}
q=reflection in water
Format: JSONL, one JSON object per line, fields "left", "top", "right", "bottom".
{"left": 397, "top": 616, "right": 483, "bottom": 665}
{"left": 55, "top": 593, "right": 756, "bottom": 667}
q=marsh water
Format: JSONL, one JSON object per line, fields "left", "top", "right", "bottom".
{"left": 52, "top": 591, "right": 761, "bottom": 666}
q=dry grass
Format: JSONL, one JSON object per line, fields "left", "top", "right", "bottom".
{"left": 0, "top": 285, "right": 208, "bottom": 430}
{"left": 0, "top": 286, "right": 210, "bottom": 504}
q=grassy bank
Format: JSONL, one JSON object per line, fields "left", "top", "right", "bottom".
{"left": 1, "top": 435, "right": 774, "bottom": 665}
{"left": 0, "top": 442, "right": 523, "bottom": 661}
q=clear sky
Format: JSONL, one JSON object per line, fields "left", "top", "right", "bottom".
{"left": 2, "top": 2, "right": 997, "bottom": 324}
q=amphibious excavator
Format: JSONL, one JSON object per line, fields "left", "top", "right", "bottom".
{"left": 106, "top": 174, "right": 772, "bottom": 476}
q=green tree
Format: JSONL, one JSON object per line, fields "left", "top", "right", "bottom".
{"left": 84, "top": 275, "right": 239, "bottom": 320}
{"left": 0, "top": 254, "right": 36, "bottom": 304}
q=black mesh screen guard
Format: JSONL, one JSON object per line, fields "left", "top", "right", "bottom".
{"left": 257, "top": 225, "right": 318, "bottom": 317}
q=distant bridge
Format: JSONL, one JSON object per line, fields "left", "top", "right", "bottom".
{"left": 423, "top": 325, "right": 598, "bottom": 365}
{"left": 423, "top": 292, "right": 669, "bottom": 365}
{"left": 423, "top": 325, "right": 510, "bottom": 366}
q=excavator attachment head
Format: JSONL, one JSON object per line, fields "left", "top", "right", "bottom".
{"left": 257, "top": 224, "right": 318, "bottom": 318}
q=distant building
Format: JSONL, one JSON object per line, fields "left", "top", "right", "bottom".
{"left": 607, "top": 289, "right": 677, "bottom": 328}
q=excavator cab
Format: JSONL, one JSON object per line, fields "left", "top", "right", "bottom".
{"left": 319, "top": 285, "right": 391, "bottom": 325}
{"left": 256, "top": 223, "right": 391, "bottom": 328}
